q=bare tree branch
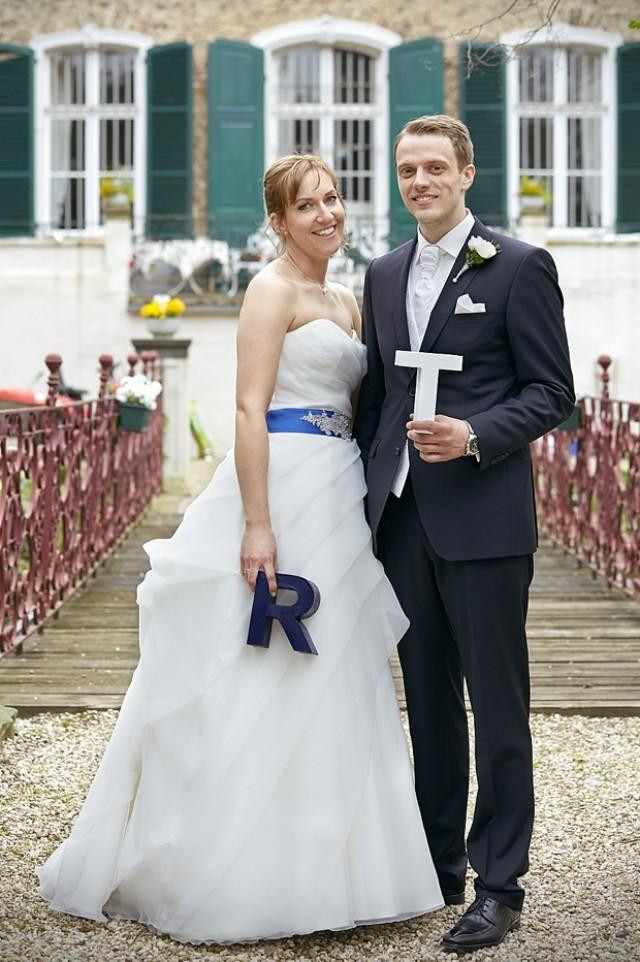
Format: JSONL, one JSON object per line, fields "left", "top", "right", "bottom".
{"left": 454, "top": 0, "right": 563, "bottom": 78}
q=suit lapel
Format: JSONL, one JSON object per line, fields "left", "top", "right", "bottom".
{"left": 389, "top": 237, "right": 416, "bottom": 352}
{"left": 420, "top": 217, "right": 491, "bottom": 354}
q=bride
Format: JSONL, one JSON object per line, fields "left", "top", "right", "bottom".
{"left": 37, "top": 154, "right": 443, "bottom": 944}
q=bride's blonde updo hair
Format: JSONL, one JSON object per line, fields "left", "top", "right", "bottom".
{"left": 263, "top": 154, "right": 345, "bottom": 255}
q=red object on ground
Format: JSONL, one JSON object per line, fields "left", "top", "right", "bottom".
{"left": 0, "top": 388, "right": 76, "bottom": 407}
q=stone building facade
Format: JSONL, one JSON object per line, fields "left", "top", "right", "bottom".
{"left": 0, "top": 1, "right": 639, "bottom": 451}
{"left": 1, "top": 0, "right": 638, "bottom": 242}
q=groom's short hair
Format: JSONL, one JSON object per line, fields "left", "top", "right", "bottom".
{"left": 394, "top": 115, "right": 474, "bottom": 171}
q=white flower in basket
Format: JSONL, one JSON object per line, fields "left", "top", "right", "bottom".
{"left": 115, "top": 374, "right": 163, "bottom": 410}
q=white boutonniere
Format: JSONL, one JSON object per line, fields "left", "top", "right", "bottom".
{"left": 452, "top": 235, "right": 501, "bottom": 284}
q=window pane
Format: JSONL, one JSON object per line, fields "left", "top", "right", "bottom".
{"left": 334, "top": 119, "right": 372, "bottom": 204}
{"left": 567, "top": 114, "right": 601, "bottom": 226}
{"left": 51, "top": 119, "right": 85, "bottom": 172}
{"left": 100, "top": 117, "right": 135, "bottom": 171}
{"left": 277, "top": 47, "right": 320, "bottom": 103}
{"left": 278, "top": 118, "right": 319, "bottom": 155}
{"left": 568, "top": 117, "right": 602, "bottom": 172}
{"left": 333, "top": 50, "right": 373, "bottom": 104}
{"left": 567, "top": 176, "right": 601, "bottom": 227}
{"left": 50, "top": 51, "right": 86, "bottom": 105}
{"left": 51, "top": 176, "right": 85, "bottom": 229}
{"left": 519, "top": 116, "right": 553, "bottom": 171}
{"left": 518, "top": 115, "right": 552, "bottom": 217}
{"left": 568, "top": 50, "right": 602, "bottom": 104}
{"left": 100, "top": 51, "right": 135, "bottom": 105}
{"left": 518, "top": 48, "right": 553, "bottom": 104}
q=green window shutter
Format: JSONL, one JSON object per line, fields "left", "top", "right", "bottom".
{"left": 208, "top": 39, "right": 264, "bottom": 247}
{"left": 617, "top": 43, "right": 640, "bottom": 233}
{"left": 459, "top": 44, "right": 507, "bottom": 228}
{"left": 388, "top": 39, "right": 443, "bottom": 248}
{"left": 146, "top": 42, "right": 193, "bottom": 239}
{"left": 0, "top": 45, "right": 34, "bottom": 237}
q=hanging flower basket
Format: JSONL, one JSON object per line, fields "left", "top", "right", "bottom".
{"left": 118, "top": 401, "right": 151, "bottom": 432}
{"left": 114, "top": 374, "right": 162, "bottom": 432}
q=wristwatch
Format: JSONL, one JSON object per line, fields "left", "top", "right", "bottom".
{"left": 464, "top": 421, "right": 479, "bottom": 458}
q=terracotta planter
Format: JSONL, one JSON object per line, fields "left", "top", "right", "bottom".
{"left": 118, "top": 402, "right": 151, "bottom": 432}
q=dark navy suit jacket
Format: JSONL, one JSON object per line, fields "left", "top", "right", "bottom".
{"left": 354, "top": 218, "right": 575, "bottom": 561}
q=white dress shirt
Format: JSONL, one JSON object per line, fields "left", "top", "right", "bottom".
{"left": 391, "top": 210, "right": 475, "bottom": 497}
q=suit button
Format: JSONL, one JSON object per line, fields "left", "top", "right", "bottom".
{"left": 394, "top": 446, "right": 401, "bottom": 455}
{"left": 408, "top": 386, "right": 416, "bottom": 397}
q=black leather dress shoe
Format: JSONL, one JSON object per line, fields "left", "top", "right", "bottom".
{"left": 441, "top": 895, "right": 521, "bottom": 953}
{"left": 442, "top": 888, "right": 466, "bottom": 906}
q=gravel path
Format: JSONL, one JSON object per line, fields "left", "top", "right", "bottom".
{"left": 0, "top": 712, "right": 638, "bottom": 962}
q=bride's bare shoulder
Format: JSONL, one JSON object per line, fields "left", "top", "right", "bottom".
{"left": 247, "top": 261, "right": 293, "bottom": 295}
{"left": 239, "top": 262, "right": 296, "bottom": 330}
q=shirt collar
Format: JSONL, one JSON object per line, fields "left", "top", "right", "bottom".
{"left": 415, "top": 210, "right": 475, "bottom": 263}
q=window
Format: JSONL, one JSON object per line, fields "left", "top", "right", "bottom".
{"left": 517, "top": 46, "right": 604, "bottom": 227}
{"left": 504, "top": 25, "right": 620, "bottom": 231}
{"left": 275, "top": 46, "right": 375, "bottom": 221}
{"left": 253, "top": 17, "right": 401, "bottom": 255}
{"left": 32, "top": 27, "right": 150, "bottom": 235}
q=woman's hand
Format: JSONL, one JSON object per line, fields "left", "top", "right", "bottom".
{"left": 241, "top": 522, "right": 278, "bottom": 595}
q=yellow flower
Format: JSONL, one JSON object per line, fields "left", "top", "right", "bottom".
{"left": 167, "top": 297, "right": 185, "bottom": 316}
{"left": 141, "top": 301, "right": 163, "bottom": 318}
{"left": 100, "top": 177, "right": 117, "bottom": 198}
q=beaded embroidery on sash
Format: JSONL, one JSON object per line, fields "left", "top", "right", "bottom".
{"left": 300, "top": 410, "right": 352, "bottom": 441}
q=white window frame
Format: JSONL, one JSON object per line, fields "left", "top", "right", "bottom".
{"left": 31, "top": 24, "right": 152, "bottom": 238}
{"left": 502, "top": 23, "right": 622, "bottom": 234}
{"left": 251, "top": 16, "right": 401, "bottom": 254}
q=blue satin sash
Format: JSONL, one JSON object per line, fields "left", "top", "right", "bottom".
{"left": 265, "top": 407, "right": 352, "bottom": 440}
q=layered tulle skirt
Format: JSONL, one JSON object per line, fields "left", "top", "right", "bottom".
{"left": 37, "top": 434, "right": 443, "bottom": 943}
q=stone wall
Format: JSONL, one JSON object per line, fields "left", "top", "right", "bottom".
{"left": 1, "top": 0, "right": 637, "bottom": 235}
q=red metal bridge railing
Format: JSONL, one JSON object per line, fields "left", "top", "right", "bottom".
{"left": 0, "top": 350, "right": 163, "bottom": 657}
{"left": 531, "top": 356, "right": 640, "bottom": 599}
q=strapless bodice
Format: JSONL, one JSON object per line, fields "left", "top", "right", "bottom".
{"left": 269, "top": 318, "right": 367, "bottom": 416}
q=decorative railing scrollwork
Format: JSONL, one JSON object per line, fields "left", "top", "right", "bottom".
{"left": 531, "top": 356, "right": 640, "bottom": 599}
{"left": 0, "top": 351, "right": 163, "bottom": 657}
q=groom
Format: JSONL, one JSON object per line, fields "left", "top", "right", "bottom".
{"left": 355, "top": 115, "right": 574, "bottom": 953}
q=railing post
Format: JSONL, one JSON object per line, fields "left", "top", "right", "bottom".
{"left": 45, "top": 353, "right": 62, "bottom": 408}
{"left": 132, "top": 337, "right": 191, "bottom": 489}
{"left": 128, "top": 353, "right": 139, "bottom": 377}
{"left": 140, "top": 350, "right": 154, "bottom": 378}
{"left": 146, "top": 349, "right": 160, "bottom": 381}
{"left": 597, "top": 354, "right": 611, "bottom": 400}
{"left": 98, "top": 354, "right": 113, "bottom": 398}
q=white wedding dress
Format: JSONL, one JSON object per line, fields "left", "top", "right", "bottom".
{"left": 37, "top": 318, "right": 443, "bottom": 944}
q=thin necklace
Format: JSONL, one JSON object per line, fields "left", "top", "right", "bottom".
{"left": 284, "top": 251, "right": 330, "bottom": 295}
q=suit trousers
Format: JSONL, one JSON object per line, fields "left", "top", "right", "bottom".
{"left": 377, "top": 476, "right": 535, "bottom": 910}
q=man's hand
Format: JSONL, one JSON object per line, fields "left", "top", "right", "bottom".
{"left": 407, "top": 414, "right": 469, "bottom": 463}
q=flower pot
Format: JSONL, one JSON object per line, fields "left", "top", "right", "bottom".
{"left": 118, "top": 402, "right": 151, "bottom": 432}
{"left": 520, "top": 194, "right": 546, "bottom": 212}
{"left": 145, "top": 316, "right": 181, "bottom": 337}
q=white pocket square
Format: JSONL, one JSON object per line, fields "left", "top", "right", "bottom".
{"left": 454, "top": 294, "right": 486, "bottom": 314}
